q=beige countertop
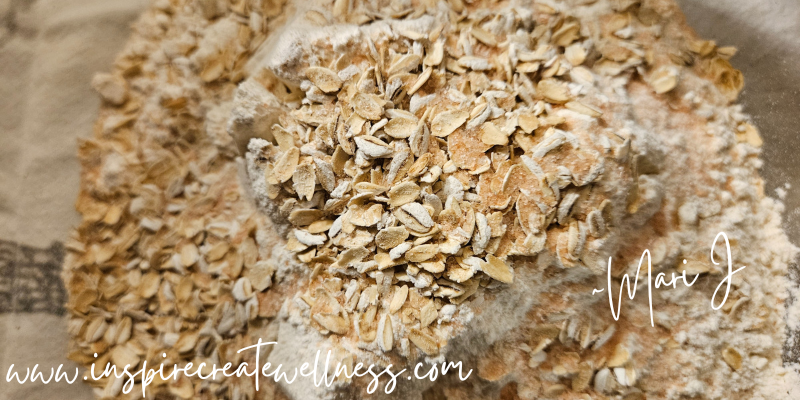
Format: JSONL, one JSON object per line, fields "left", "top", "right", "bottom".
{"left": 677, "top": 0, "right": 800, "bottom": 243}
{"left": 0, "top": 1, "right": 146, "bottom": 399}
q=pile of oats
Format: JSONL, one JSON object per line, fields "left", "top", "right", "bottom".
{"left": 237, "top": 0, "right": 750, "bottom": 360}
{"left": 64, "top": 0, "right": 292, "bottom": 398}
{"left": 65, "top": 0, "right": 796, "bottom": 399}
{"left": 239, "top": 3, "right": 642, "bottom": 356}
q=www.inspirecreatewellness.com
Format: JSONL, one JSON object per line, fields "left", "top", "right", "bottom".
{"left": 5, "top": 339, "right": 473, "bottom": 396}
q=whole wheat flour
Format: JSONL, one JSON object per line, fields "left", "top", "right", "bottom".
{"left": 63, "top": 0, "right": 800, "bottom": 399}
